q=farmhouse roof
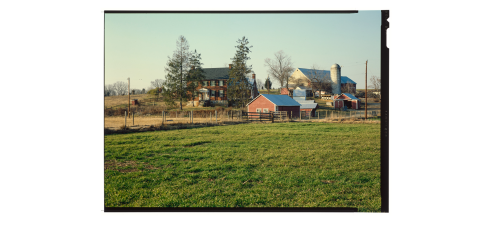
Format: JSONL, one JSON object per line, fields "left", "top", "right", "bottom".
{"left": 203, "top": 68, "right": 230, "bottom": 80}
{"left": 297, "top": 68, "right": 357, "bottom": 84}
{"left": 246, "top": 94, "right": 301, "bottom": 107}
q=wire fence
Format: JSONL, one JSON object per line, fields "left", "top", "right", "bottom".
{"left": 105, "top": 109, "right": 381, "bottom": 129}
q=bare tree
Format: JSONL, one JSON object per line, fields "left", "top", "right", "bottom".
{"left": 114, "top": 81, "right": 128, "bottom": 96}
{"left": 289, "top": 74, "right": 307, "bottom": 88}
{"left": 369, "top": 75, "right": 381, "bottom": 98}
{"left": 256, "top": 79, "right": 264, "bottom": 91}
{"left": 151, "top": 79, "right": 165, "bottom": 89}
{"left": 304, "top": 65, "right": 331, "bottom": 98}
{"left": 264, "top": 50, "right": 294, "bottom": 89}
{"left": 104, "top": 84, "right": 115, "bottom": 96}
{"left": 341, "top": 83, "right": 356, "bottom": 95}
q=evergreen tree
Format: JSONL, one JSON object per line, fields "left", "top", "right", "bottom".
{"left": 227, "top": 36, "right": 253, "bottom": 107}
{"left": 163, "top": 35, "right": 192, "bottom": 110}
{"left": 264, "top": 77, "right": 272, "bottom": 90}
{"left": 185, "top": 50, "right": 205, "bottom": 106}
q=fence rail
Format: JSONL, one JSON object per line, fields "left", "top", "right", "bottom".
{"left": 242, "top": 112, "right": 273, "bottom": 122}
{"left": 105, "top": 109, "right": 381, "bottom": 128}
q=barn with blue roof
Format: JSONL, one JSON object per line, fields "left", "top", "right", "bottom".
{"left": 333, "top": 93, "right": 360, "bottom": 110}
{"left": 246, "top": 94, "right": 301, "bottom": 118}
{"left": 289, "top": 67, "right": 357, "bottom": 94}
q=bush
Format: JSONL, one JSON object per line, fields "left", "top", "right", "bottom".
{"left": 355, "top": 91, "right": 365, "bottom": 98}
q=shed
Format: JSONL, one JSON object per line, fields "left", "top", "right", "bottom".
{"left": 131, "top": 99, "right": 139, "bottom": 105}
{"left": 247, "top": 94, "right": 301, "bottom": 118}
{"left": 333, "top": 93, "right": 360, "bottom": 110}
{"left": 294, "top": 98, "right": 318, "bottom": 117}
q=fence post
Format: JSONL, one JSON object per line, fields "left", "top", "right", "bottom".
{"left": 125, "top": 111, "right": 127, "bottom": 128}
{"left": 210, "top": 112, "right": 212, "bottom": 123}
{"left": 133, "top": 112, "right": 134, "bottom": 126}
{"left": 231, "top": 110, "right": 233, "bottom": 120}
{"left": 291, "top": 111, "right": 293, "bottom": 120}
{"left": 300, "top": 110, "right": 301, "bottom": 120}
{"left": 215, "top": 110, "right": 217, "bottom": 124}
{"left": 271, "top": 112, "right": 274, "bottom": 123}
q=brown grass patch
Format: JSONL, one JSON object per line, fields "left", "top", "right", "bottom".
{"left": 104, "top": 94, "right": 153, "bottom": 108}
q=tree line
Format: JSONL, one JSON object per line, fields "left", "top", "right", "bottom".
{"left": 104, "top": 82, "right": 148, "bottom": 97}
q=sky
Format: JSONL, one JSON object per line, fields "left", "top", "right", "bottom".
{"left": 105, "top": 11, "right": 381, "bottom": 90}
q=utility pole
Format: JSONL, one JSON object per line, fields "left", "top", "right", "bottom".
{"left": 365, "top": 60, "right": 368, "bottom": 120}
{"left": 128, "top": 77, "right": 130, "bottom": 118}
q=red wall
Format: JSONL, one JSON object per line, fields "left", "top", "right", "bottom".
{"left": 335, "top": 100, "right": 344, "bottom": 109}
{"left": 277, "top": 106, "right": 301, "bottom": 118}
{"left": 248, "top": 95, "right": 300, "bottom": 117}
{"left": 248, "top": 95, "right": 276, "bottom": 113}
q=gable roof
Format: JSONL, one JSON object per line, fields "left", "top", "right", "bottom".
{"left": 340, "top": 93, "right": 359, "bottom": 100}
{"left": 297, "top": 68, "right": 357, "bottom": 84}
{"left": 247, "top": 94, "right": 301, "bottom": 107}
{"left": 203, "top": 68, "right": 230, "bottom": 80}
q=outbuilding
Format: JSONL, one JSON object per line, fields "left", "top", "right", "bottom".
{"left": 333, "top": 93, "right": 360, "bottom": 110}
{"left": 294, "top": 97, "right": 318, "bottom": 117}
{"left": 247, "top": 94, "right": 301, "bottom": 118}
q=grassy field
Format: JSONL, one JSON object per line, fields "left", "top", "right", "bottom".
{"left": 105, "top": 122, "right": 381, "bottom": 211}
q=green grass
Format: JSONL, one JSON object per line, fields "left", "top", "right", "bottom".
{"left": 105, "top": 122, "right": 381, "bottom": 211}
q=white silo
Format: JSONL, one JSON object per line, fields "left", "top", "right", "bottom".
{"left": 330, "top": 64, "right": 341, "bottom": 95}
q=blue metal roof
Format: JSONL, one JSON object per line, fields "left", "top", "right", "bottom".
{"left": 341, "top": 93, "right": 359, "bottom": 100}
{"left": 259, "top": 94, "right": 301, "bottom": 106}
{"left": 297, "top": 68, "right": 357, "bottom": 84}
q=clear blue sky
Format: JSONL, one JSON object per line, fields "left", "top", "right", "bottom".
{"left": 105, "top": 11, "right": 381, "bottom": 90}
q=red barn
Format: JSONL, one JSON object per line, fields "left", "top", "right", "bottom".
{"left": 333, "top": 93, "right": 360, "bottom": 110}
{"left": 247, "top": 94, "right": 301, "bottom": 118}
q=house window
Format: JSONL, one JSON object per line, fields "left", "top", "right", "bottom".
{"left": 203, "top": 81, "right": 208, "bottom": 87}
{"left": 211, "top": 90, "right": 215, "bottom": 97}
{"left": 256, "top": 108, "right": 261, "bottom": 113}
{"left": 211, "top": 81, "right": 215, "bottom": 86}
{"left": 219, "top": 90, "right": 224, "bottom": 98}
{"left": 219, "top": 80, "right": 224, "bottom": 86}
{"left": 263, "top": 108, "right": 269, "bottom": 113}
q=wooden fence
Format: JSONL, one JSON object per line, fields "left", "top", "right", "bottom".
{"left": 242, "top": 112, "right": 272, "bottom": 122}
{"left": 241, "top": 111, "right": 291, "bottom": 123}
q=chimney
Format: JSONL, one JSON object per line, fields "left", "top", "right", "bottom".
{"left": 252, "top": 74, "right": 255, "bottom": 79}
{"left": 229, "top": 64, "right": 232, "bottom": 69}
